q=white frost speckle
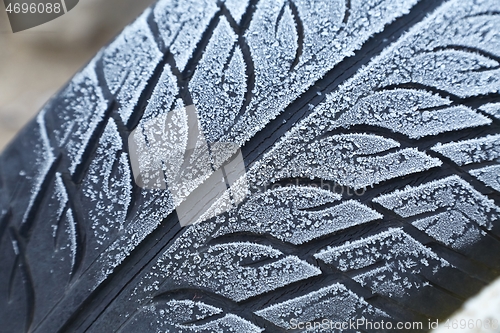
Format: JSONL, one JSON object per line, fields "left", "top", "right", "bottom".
{"left": 65, "top": 209, "right": 77, "bottom": 273}
{"left": 53, "top": 173, "right": 69, "bottom": 220}
{"left": 51, "top": 173, "right": 69, "bottom": 239}
{"left": 11, "top": 239, "right": 19, "bottom": 256}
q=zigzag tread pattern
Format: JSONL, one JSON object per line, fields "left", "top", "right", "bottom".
{"left": 0, "top": 0, "right": 499, "bottom": 332}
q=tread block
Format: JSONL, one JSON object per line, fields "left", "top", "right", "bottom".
{"left": 249, "top": 133, "right": 441, "bottom": 190}
{"left": 432, "top": 135, "right": 500, "bottom": 166}
{"left": 214, "top": 186, "right": 381, "bottom": 245}
{"left": 103, "top": 9, "right": 163, "bottom": 123}
{"left": 315, "top": 228, "right": 449, "bottom": 298}
{"left": 150, "top": 241, "right": 321, "bottom": 302}
{"left": 154, "top": 0, "right": 219, "bottom": 70}
{"left": 121, "top": 299, "right": 263, "bottom": 333}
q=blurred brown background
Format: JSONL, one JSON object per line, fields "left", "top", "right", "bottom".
{"left": 0, "top": 0, "right": 156, "bottom": 152}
